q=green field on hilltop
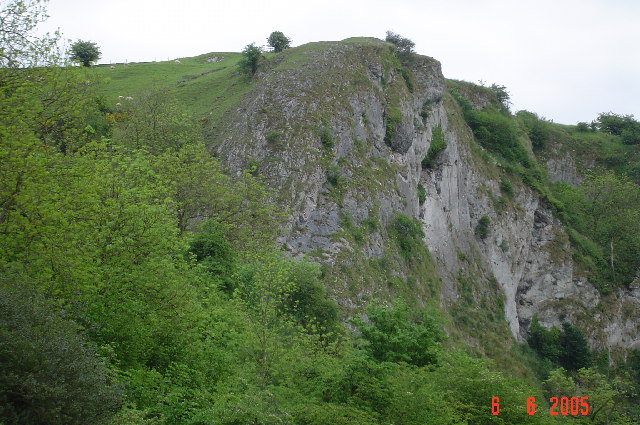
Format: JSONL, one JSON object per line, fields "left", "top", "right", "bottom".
{"left": 94, "top": 52, "right": 250, "bottom": 118}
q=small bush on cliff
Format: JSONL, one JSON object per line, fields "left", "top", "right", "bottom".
{"left": 422, "top": 125, "right": 447, "bottom": 169}
{"left": 319, "top": 126, "right": 334, "bottom": 148}
{"left": 475, "top": 216, "right": 490, "bottom": 240}
{"left": 418, "top": 184, "right": 426, "bottom": 204}
{"left": 384, "top": 106, "right": 402, "bottom": 145}
{"left": 327, "top": 164, "right": 344, "bottom": 187}
{"left": 500, "top": 177, "right": 513, "bottom": 197}
{"left": 390, "top": 213, "right": 425, "bottom": 259}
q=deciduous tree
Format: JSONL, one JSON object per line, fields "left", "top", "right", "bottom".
{"left": 267, "top": 31, "right": 291, "bottom": 53}
{"left": 69, "top": 39, "right": 100, "bottom": 67}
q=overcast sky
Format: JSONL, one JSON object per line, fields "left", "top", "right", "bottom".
{"left": 36, "top": 0, "right": 639, "bottom": 125}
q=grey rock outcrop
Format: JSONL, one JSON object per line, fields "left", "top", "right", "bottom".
{"left": 209, "top": 38, "right": 640, "bottom": 356}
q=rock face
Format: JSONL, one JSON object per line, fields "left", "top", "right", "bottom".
{"left": 209, "top": 38, "right": 640, "bottom": 356}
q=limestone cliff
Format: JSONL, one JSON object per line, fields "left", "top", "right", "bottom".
{"left": 208, "top": 38, "right": 640, "bottom": 359}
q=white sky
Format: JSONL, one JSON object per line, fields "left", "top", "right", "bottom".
{"left": 36, "top": 0, "right": 640, "bottom": 125}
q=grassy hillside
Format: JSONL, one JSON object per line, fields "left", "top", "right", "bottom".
{"left": 94, "top": 52, "right": 250, "bottom": 118}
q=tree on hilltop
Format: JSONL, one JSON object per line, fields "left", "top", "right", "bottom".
{"left": 267, "top": 31, "right": 291, "bottom": 53}
{"left": 385, "top": 30, "right": 415, "bottom": 64}
{"left": 69, "top": 39, "right": 101, "bottom": 67}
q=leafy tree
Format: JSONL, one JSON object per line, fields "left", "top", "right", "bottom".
{"left": 69, "top": 39, "right": 101, "bottom": 67}
{"left": 528, "top": 316, "right": 561, "bottom": 364}
{"left": 591, "top": 112, "right": 640, "bottom": 144}
{"left": 239, "top": 42, "right": 262, "bottom": 75}
{"left": 0, "top": 0, "right": 62, "bottom": 67}
{"left": 433, "top": 352, "right": 547, "bottom": 425}
{"left": 190, "top": 219, "right": 235, "bottom": 273}
{"left": 320, "top": 352, "right": 394, "bottom": 414}
{"left": 489, "top": 83, "right": 511, "bottom": 111}
{"left": 282, "top": 260, "right": 339, "bottom": 336}
{"left": 576, "top": 121, "right": 591, "bottom": 132}
{"left": 267, "top": 31, "right": 291, "bottom": 53}
{"left": 385, "top": 30, "right": 415, "bottom": 64}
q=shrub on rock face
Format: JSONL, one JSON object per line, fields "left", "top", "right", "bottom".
{"left": 391, "top": 213, "right": 425, "bottom": 259}
{"left": 422, "top": 126, "right": 447, "bottom": 169}
{"left": 475, "top": 216, "right": 490, "bottom": 240}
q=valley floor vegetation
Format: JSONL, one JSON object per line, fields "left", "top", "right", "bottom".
{"left": 1, "top": 1, "right": 640, "bottom": 424}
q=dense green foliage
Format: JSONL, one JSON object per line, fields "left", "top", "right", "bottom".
{"left": 528, "top": 318, "right": 591, "bottom": 371}
{"left": 69, "top": 39, "right": 101, "bottom": 67}
{"left": 267, "top": 31, "right": 291, "bottom": 53}
{"left": 544, "top": 368, "right": 636, "bottom": 424}
{"left": 355, "top": 302, "right": 442, "bottom": 366}
{"left": 551, "top": 172, "right": 640, "bottom": 289}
